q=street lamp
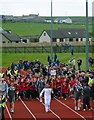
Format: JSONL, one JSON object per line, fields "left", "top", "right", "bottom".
{"left": 86, "top": 0, "right": 89, "bottom": 71}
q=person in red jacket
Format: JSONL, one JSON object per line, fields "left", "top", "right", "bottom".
{"left": 56, "top": 79, "right": 61, "bottom": 98}
{"left": 69, "top": 77, "right": 76, "bottom": 97}
{"left": 24, "top": 81, "right": 30, "bottom": 100}
{"left": 14, "top": 82, "right": 21, "bottom": 100}
{"left": 61, "top": 82, "right": 68, "bottom": 100}
{"left": 19, "top": 82, "right": 26, "bottom": 99}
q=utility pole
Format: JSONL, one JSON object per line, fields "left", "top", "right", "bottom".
{"left": 50, "top": 0, "right": 53, "bottom": 60}
{"left": 86, "top": 0, "right": 89, "bottom": 71}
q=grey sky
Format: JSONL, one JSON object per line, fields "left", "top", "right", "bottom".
{"left": 0, "top": 0, "right": 93, "bottom": 16}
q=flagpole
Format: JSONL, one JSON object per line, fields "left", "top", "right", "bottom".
{"left": 50, "top": 0, "right": 53, "bottom": 60}
{"left": 86, "top": 0, "right": 89, "bottom": 71}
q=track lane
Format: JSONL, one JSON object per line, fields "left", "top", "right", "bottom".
{"left": 6, "top": 100, "right": 35, "bottom": 120}
{"left": 56, "top": 98, "right": 93, "bottom": 120}
{"left": 5, "top": 105, "right": 12, "bottom": 120}
{"left": 22, "top": 98, "right": 60, "bottom": 120}
{"left": 50, "top": 98, "right": 84, "bottom": 120}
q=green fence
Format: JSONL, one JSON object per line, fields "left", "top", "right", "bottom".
{"left": 1, "top": 45, "right": 94, "bottom": 53}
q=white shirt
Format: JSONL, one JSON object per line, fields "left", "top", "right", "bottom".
{"left": 40, "top": 88, "right": 52, "bottom": 99}
{"left": 50, "top": 69, "right": 56, "bottom": 76}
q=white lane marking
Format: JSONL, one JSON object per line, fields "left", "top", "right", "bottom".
{"left": 37, "top": 98, "right": 62, "bottom": 120}
{"left": 20, "top": 98, "right": 37, "bottom": 120}
{"left": 55, "top": 98, "right": 86, "bottom": 120}
{"left": 5, "top": 104, "right": 12, "bottom": 120}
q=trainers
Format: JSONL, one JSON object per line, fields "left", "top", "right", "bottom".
{"left": 83, "top": 109, "right": 86, "bottom": 111}
{"left": 11, "top": 109, "right": 14, "bottom": 113}
{"left": 78, "top": 107, "right": 80, "bottom": 111}
{"left": 10, "top": 108, "right": 14, "bottom": 113}
{"left": 74, "top": 107, "right": 77, "bottom": 110}
{"left": 10, "top": 108, "right": 12, "bottom": 113}
{"left": 40, "top": 98, "right": 42, "bottom": 102}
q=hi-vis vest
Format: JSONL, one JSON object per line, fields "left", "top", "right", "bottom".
{"left": 0, "top": 95, "right": 5, "bottom": 107}
{"left": 88, "top": 77, "right": 94, "bottom": 85}
{"left": 7, "top": 70, "right": 11, "bottom": 76}
{"left": 0, "top": 72, "right": 4, "bottom": 78}
{"left": 14, "top": 70, "right": 18, "bottom": 76}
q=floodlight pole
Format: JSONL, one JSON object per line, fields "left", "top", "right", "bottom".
{"left": 50, "top": 0, "right": 53, "bottom": 60}
{"left": 86, "top": 0, "right": 89, "bottom": 71}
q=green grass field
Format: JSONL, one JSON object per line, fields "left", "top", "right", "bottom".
{"left": 1, "top": 17, "right": 93, "bottom": 71}
{"left": 2, "top": 22, "right": 92, "bottom": 36}
{"left": 1, "top": 53, "right": 92, "bottom": 71}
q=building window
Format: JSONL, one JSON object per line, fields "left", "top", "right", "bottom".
{"left": 53, "top": 38, "right": 56, "bottom": 42}
{"left": 69, "top": 39, "right": 73, "bottom": 42}
{"left": 3, "top": 41, "right": 6, "bottom": 43}
{"left": 44, "top": 33, "right": 46, "bottom": 36}
{"left": 60, "top": 38, "right": 63, "bottom": 42}
{"left": 76, "top": 38, "right": 78, "bottom": 41}
{"left": 81, "top": 38, "right": 83, "bottom": 41}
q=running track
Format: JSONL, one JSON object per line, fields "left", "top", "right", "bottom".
{"left": 5, "top": 97, "right": 94, "bottom": 120}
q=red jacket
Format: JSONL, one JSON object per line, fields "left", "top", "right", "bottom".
{"left": 61, "top": 84, "right": 68, "bottom": 93}
{"left": 69, "top": 80, "right": 76, "bottom": 88}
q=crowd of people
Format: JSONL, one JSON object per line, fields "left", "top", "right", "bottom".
{"left": 0, "top": 56, "right": 94, "bottom": 119}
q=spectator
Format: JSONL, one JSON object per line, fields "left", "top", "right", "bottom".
{"left": 6, "top": 67, "right": 12, "bottom": 78}
{"left": 0, "top": 91, "right": 6, "bottom": 120}
{"left": 8, "top": 82, "right": 16, "bottom": 113}
{"left": 0, "top": 70, "right": 4, "bottom": 78}
{"left": 77, "top": 58, "right": 82, "bottom": 70}
{"left": 88, "top": 73, "right": 94, "bottom": 110}
{"left": 89, "top": 57, "right": 93, "bottom": 67}
{"left": 70, "top": 47, "right": 74, "bottom": 56}
{"left": 0, "top": 77, "right": 8, "bottom": 120}
{"left": 73, "top": 80, "right": 83, "bottom": 111}
{"left": 54, "top": 53, "right": 57, "bottom": 62}
{"left": 47, "top": 55, "right": 50, "bottom": 63}
{"left": 61, "top": 82, "right": 68, "bottom": 100}
{"left": 83, "top": 83, "right": 91, "bottom": 111}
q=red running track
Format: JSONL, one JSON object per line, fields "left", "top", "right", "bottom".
{"left": 5, "top": 97, "right": 93, "bottom": 120}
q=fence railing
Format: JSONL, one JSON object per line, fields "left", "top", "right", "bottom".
{"left": 1, "top": 45, "right": 94, "bottom": 53}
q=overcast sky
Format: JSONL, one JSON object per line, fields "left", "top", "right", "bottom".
{"left": 0, "top": 0, "right": 94, "bottom": 16}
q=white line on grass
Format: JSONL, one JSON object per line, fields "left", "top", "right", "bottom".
{"left": 20, "top": 98, "right": 37, "bottom": 120}
{"left": 55, "top": 98, "right": 87, "bottom": 120}
{"left": 37, "top": 98, "right": 62, "bottom": 120}
{"left": 5, "top": 104, "right": 12, "bottom": 120}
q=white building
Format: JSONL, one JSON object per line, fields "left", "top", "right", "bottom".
{"left": 39, "top": 28, "right": 91, "bottom": 43}
{"left": 54, "top": 17, "right": 72, "bottom": 24}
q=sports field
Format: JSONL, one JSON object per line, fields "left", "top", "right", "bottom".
{"left": 1, "top": 53, "right": 92, "bottom": 70}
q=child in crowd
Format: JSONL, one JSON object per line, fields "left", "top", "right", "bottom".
{"left": 61, "top": 82, "right": 68, "bottom": 100}
{"left": 8, "top": 82, "right": 16, "bottom": 113}
{"left": 73, "top": 80, "right": 83, "bottom": 111}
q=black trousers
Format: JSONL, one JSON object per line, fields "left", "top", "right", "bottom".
{"left": 0, "top": 106, "right": 5, "bottom": 120}
{"left": 83, "top": 97, "right": 90, "bottom": 109}
{"left": 31, "top": 90, "right": 36, "bottom": 100}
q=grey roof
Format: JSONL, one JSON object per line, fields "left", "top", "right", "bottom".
{"left": 45, "top": 28, "right": 87, "bottom": 39}
{"left": 1, "top": 30, "right": 21, "bottom": 42}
